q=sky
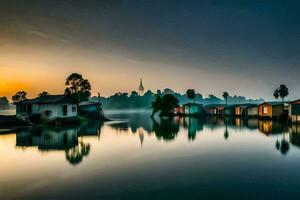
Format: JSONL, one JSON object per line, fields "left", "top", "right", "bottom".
{"left": 0, "top": 0, "right": 299, "bottom": 100}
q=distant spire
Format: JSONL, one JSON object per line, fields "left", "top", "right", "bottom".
{"left": 138, "top": 78, "right": 144, "bottom": 95}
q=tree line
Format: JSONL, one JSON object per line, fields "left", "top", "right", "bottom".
{"left": 92, "top": 88, "right": 264, "bottom": 110}
{"left": 6, "top": 73, "right": 290, "bottom": 113}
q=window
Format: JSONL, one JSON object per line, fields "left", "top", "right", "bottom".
{"left": 62, "top": 105, "right": 68, "bottom": 116}
{"left": 72, "top": 106, "right": 77, "bottom": 112}
{"left": 263, "top": 106, "right": 268, "bottom": 114}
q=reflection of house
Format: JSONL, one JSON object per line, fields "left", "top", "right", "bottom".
{"left": 258, "top": 102, "right": 285, "bottom": 119}
{"left": 224, "top": 105, "right": 236, "bottom": 116}
{"left": 182, "top": 103, "right": 203, "bottom": 116}
{"left": 289, "top": 99, "right": 300, "bottom": 123}
{"left": 289, "top": 125, "right": 300, "bottom": 147}
{"left": 245, "top": 118, "right": 258, "bottom": 130}
{"left": 16, "top": 95, "right": 78, "bottom": 120}
{"left": 79, "top": 101, "right": 104, "bottom": 117}
{"left": 204, "top": 104, "right": 225, "bottom": 115}
{"left": 16, "top": 128, "right": 78, "bottom": 150}
{"left": 258, "top": 120, "right": 287, "bottom": 135}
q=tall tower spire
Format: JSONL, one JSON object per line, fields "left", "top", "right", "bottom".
{"left": 138, "top": 78, "right": 144, "bottom": 95}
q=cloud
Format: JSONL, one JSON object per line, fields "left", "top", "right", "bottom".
{"left": 26, "top": 29, "right": 69, "bottom": 44}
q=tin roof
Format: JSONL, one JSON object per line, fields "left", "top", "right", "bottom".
{"left": 17, "top": 95, "right": 78, "bottom": 104}
{"left": 259, "top": 102, "right": 283, "bottom": 106}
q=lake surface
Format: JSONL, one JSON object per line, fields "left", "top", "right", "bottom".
{"left": 1, "top": 111, "right": 300, "bottom": 200}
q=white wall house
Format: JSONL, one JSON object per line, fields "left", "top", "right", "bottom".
{"left": 16, "top": 95, "right": 78, "bottom": 120}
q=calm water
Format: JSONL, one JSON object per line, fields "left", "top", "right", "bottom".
{"left": 1, "top": 111, "right": 300, "bottom": 200}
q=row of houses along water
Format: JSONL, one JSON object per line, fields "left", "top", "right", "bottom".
{"left": 176, "top": 99, "right": 300, "bottom": 123}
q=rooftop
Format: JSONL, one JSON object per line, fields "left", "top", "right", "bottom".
{"left": 18, "top": 95, "right": 78, "bottom": 104}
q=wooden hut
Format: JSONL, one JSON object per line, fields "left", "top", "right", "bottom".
{"left": 204, "top": 104, "right": 225, "bottom": 115}
{"left": 258, "top": 102, "right": 285, "bottom": 119}
{"left": 246, "top": 105, "right": 258, "bottom": 117}
{"left": 181, "top": 103, "right": 203, "bottom": 116}
{"left": 289, "top": 99, "right": 300, "bottom": 123}
{"left": 235, "top": 104, "right": 258, "bottom": 117}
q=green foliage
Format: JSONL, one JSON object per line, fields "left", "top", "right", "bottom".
{"left": 151, "top": 94, "right": 179, "bottom": 116}
{"left": 65, "top": 73, "right": 91, "bottom": 102}
{"left": 186, "top": 89, "right": 196, "bottom": 103}
{"left": 12, "top": 91, "right": 27, "bottom": 103}
{"left": 91, "top": 88, "right": 262, "bottom": 110}
{"left": 0, "top": 96, "right": 10, "bottom": 109}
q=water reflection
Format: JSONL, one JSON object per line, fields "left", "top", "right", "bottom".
{"left": 1, "top": 115, "right": 300, "bottom": 166}
{"left": 106, "top": 114, "right": 298, "bottom": 157}
{"left": 2, "top": 113, "right": 300, "bottom": 200}
{"left": 13, "top": 120, "right": 104, "bottom": 165}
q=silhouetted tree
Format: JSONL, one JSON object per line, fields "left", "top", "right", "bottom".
{"left": 130, "top": 91, "right": 138, "bottom": 98}
{"left": 279, "top": 84, "right": 289, "bottom": 103}
{"left": 38, "top": 91, "right": 49, "bottom": 97}
{"left": 273, "top": 89, "right": 279, "bottom": 99}
{"left": 151, "top": 95, "right": 162, "bottom": 117}
{"left": 90, "top": 89, "right": 263, "bottom": 110}
{"left": 223, "top": 92, "right": 229, "bottom": 105}
{"left": 12, "top": 91, "right": 27, "bottom": 103}
{"left": 159, "top": 94, "right": 179, "bottom": 116}
{"left": 186, "top": 89, "right": 196, "bottom": 103}
{"left": 274, "top": 84, "right": 288, "bottom": 103}
{"left": 65, "top": 73, "right": 91, "bottom": 102}
{"left": 0, "top": 96, "right": 9, "bottom": 109}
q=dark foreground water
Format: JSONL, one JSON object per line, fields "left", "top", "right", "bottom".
{"left": 1, "top": 111, "right": 300, "bottom": 200}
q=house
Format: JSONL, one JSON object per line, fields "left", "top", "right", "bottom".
{"left": 289, "top": 99, "right": 300, "bottom": 123}
{"left": 246, "top": 105, "right": 258, "bottom": 117}
{"left": 235, "top": 104, "right": 258, "bottom": 117}
{"left": 204, "top": 104, "right": 225, "bottom": 115}
{"left": 78, "top": 101, "right": 104, "bottom": 118}
{"left": 258, "top": 102, "right": 286, "bottom": 119}
{"left": 224, "top": 105, "right": 236, "bottom": 116}
{"left": 181, "top": 103, "right": 203, "bottom": 116}
{"left": 16, "top": 95, "right": 78, "bottom": 121}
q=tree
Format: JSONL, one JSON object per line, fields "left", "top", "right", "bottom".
{"left": 130, "top": 91, "right": 138, "bottom": 98}
{"left": 273, "top": 89, "right": 279, "bottom": 99}
{"left": 159, "top": 94, "right": 179, "bottom": 116}
{"left": 65, "top": 73, "right": 91, "bottom": 102}
{"left": 223, "top": 92, "right": 229, "bottom": 105}
{"left": 278, "top": 84, "right": 289, "bottom": 103}
{"left": 151, "top": 95, "right": 162, "bottom": 117}
{"left": 186, "top": 89, "right": 196, "bottom": 103}
{"left": 0, "top": 97, "right": 9, "bottom": 108}
{"left": 274, "top": 84, "right": 288, "bottom": 103}
{"left": 12, "top": 91, "right": 27, "bottom": 103}
{"left": 151, "top": 94, "right": 179, "bottom": 117}
{"left": 38, "top": 91, "right": 49, "bottom": 97}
